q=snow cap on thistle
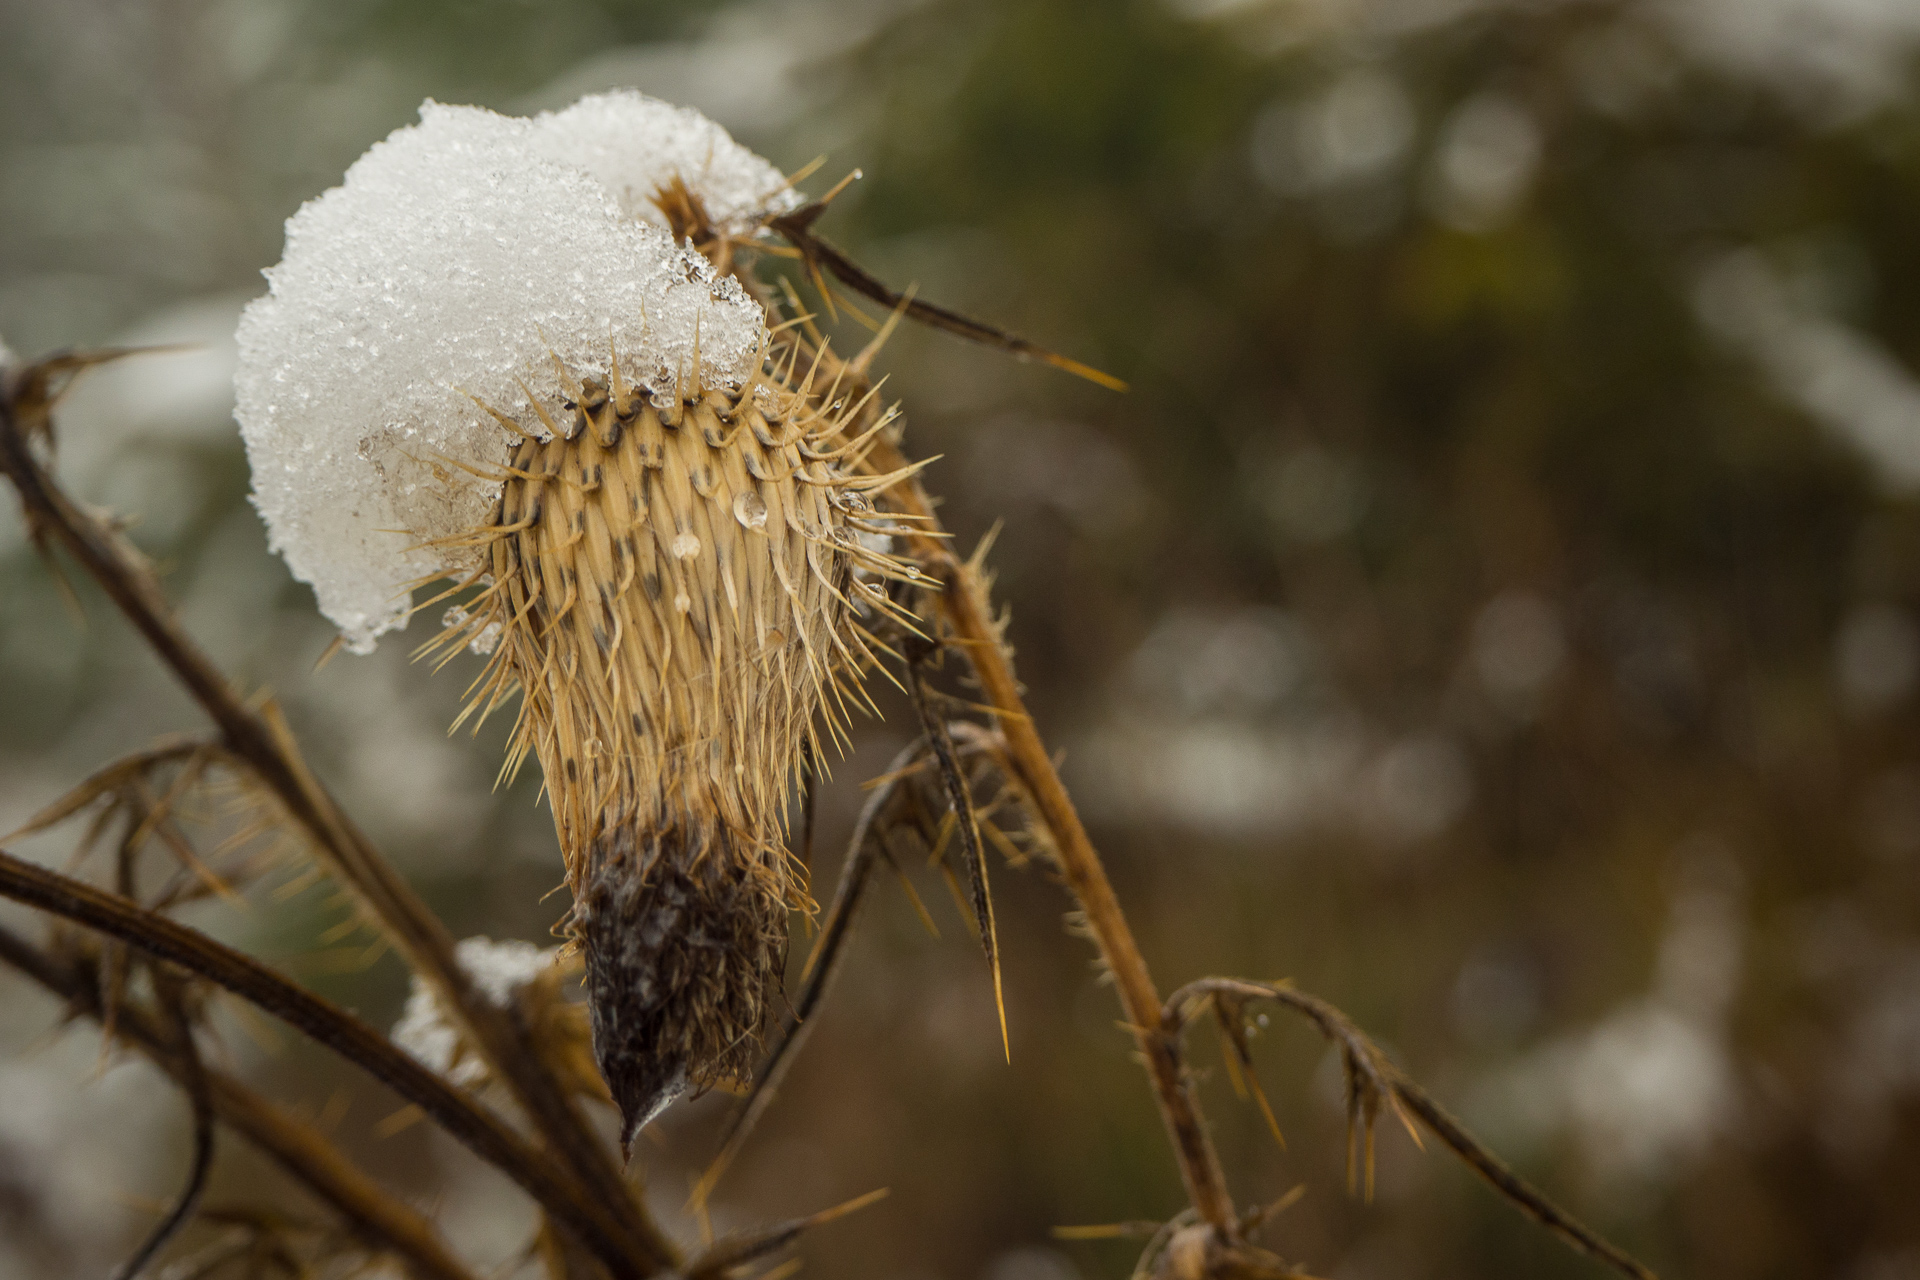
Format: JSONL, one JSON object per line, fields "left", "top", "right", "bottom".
{"left": 236, "top": 93, "right": 916, "bottom": 1146}
{"left": 236, "top": 92, "right": 802, "bottom": 654}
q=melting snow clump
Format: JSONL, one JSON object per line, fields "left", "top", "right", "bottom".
{"left": 235, "top": 92, "right": 800, "bottom": 653}
{"left": 392, "top": 936, "right": 557, "bottom": 1084}
{"left": 528, "top": 93, "right": 802, "bottom": 236}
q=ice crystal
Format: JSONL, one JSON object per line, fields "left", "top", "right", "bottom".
{"left": 235, "top": 93, "right": 797, "bottom": 653}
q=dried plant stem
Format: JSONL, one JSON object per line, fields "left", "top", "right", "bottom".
{"left": 685, "top": 1188, "right": 889, "bottom": 1280}
{"left": 1393, "top": 1085, "right": 1652, "bottom": 1278}
{"left": 799, "top": 331, "right": 1651, "bottom": 1275}
{"left": 0, "top": 845, "right": 650, "bottom": 1276}
{"left": 699, "top": 740, "right": 926, "bottom": 1205}
{"left": 0, "top": 377, "right": 672, "bottom": 1276}
{"left": 0, "top": 922, "right": 478, "bottom": 1280}
{"left": 932, "top": 552, "right": 1237, "bottom": 1231}
{"left": 904, "top": 487, "right": 1652, "bottom": 1274}
{"left": 111, "top": 968, "right": 215, "bottom": 1280}
{"left": 1164, "top": 979, "right": 1656, "bottom": 1280}
{"left": 769, "top": 205, "right": 1128, "bottom": 391}
{"left": 798, "top": 354, "right": 1236, "bottom": 1234}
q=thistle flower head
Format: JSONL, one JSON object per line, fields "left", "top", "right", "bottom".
{"left": 236, "top": 94, "right": 914, "bottom": 1147}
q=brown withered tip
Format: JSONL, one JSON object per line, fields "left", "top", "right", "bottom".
{"left": 574, "top": 820, "right": 787, "bottom": 1157}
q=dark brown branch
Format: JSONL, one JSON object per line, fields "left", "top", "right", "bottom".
{"left": 0, "top": 845, "right": 644, "bottom": 1276}
{"left": 1391, "top": 1083, "right": 1654, "bottom": 1280}
{"left": 0, "top": 365, "right": 671, "bottom": 1274}
{"left": 1163, "top": 978, "right": 1657, "bottom": 1280}
{"left": 767, "top": 208, "right": 1127, "bottom": 392}
{"left": 0, "top": 922, "right": 477, "bottom": 1280}
{"left": 111, "top": 967, "right": 215, "bottom": 1280}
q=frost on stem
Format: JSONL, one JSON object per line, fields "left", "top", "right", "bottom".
{"left": 235, "top": 93, "right": 797, "bottom": 655}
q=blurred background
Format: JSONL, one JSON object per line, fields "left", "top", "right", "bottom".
{"left": 5, "top": 0, "right": 1920, "bottom": 1276}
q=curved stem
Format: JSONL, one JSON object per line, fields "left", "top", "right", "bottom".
{"left": 0, "top": 922, "right": 478, "bottom": 1280}
{"left": 931, "top": 547, "right": 1237, "bottom": 1231}
{"left": 1164, "top": 978, "right": 1657, "bottom": 1280}
{"left": 0, "top": 368, "right": 672, "bottom": 1274}
{"left": 0, "top": 845, "right": 643, "bottom": 1276}
{"left": 111, "top": 968, "right": 215, "bottom": 1280}
{"left": 699, "top": 740, "right": 926, "bottom": 1206}
{"left": 840, "top": 415, "right": 1238, "bottom": 1233}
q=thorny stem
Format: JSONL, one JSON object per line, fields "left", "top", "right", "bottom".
{"left": 807, "top": 347, "right": 1239, "bottom": 1235}
{"left": 0, "top": 922, "right": 478, "bottom": 1280}
{"left": 0, "top": 368, "right": 673, "bottom": 1276}
{"left": 1163, "top": 979, "right": 1656, "bottom": 1280}
{"left": 808, "top": 335, "right": 1652, "bottom": 1276}
{"left": 0, "top": 845, "right": 648, "bottom": 1277}
{"left": 930, "top": 548, "right": 1239, "bottom": 1232}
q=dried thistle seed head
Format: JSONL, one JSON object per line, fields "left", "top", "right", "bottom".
{"left": 441, "top": 361, "right": 914, "bottom": 1142}
{"left": 236, "top": 92, "right": 920, "bottom": 1141}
